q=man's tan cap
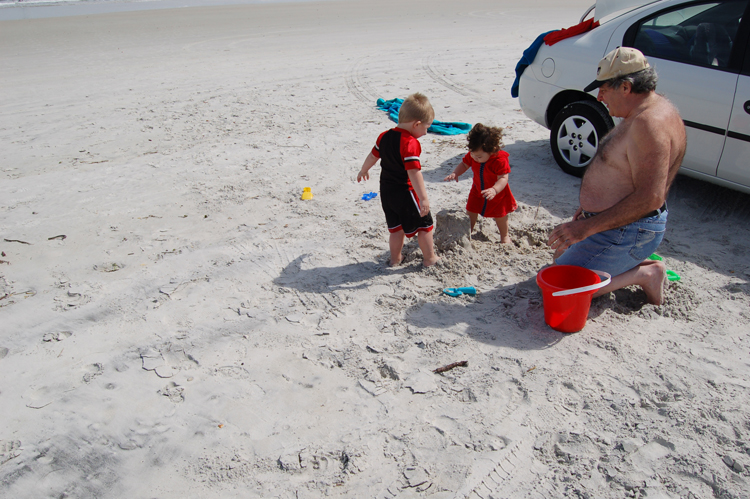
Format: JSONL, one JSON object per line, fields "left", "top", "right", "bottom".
{"left": 584, "top": 47, "right": 650, "bottom": 92}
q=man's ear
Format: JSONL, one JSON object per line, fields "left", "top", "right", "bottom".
{"left": 621, "top": 81, "right": 632, "bottom": 94}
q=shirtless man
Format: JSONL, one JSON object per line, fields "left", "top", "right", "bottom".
{"left": 547, "top": 47, "right": 686, "bottom": 305}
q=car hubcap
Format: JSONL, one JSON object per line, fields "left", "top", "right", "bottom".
{"left": 556, "top": 115, "right": 599, "bottom": 168}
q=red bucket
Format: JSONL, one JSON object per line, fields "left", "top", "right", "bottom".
{"left": 536, "top": 265, "right": 611, "bottom": 333}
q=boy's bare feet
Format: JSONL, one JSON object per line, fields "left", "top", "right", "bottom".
{"left": 422, "top": 255, "right": 440, "bottom": 267}
{"left": 390, "top": 255, "right": 403, "bottom": 266}
{"left": 500, "top": 236, "right": 512, "bottom": 244}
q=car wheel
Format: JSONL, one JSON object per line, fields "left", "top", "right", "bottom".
{"left": 549, "top": 100, "right": 614, "bottom": 177}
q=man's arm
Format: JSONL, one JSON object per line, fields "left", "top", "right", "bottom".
{"left": 407, "top": 169, "right": 430, "bottom": 216}
{"left": 549, "top": 113, "right": 671, "bottom": 252}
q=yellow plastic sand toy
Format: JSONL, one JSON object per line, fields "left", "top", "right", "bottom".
{"left": 301, "top": 187, "right": 313, "bottom": 200}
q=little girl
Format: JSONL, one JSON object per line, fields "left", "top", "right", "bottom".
{"left": 444, "top": 123, "right": 517, "bottom": 243}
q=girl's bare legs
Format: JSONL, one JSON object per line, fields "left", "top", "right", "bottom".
{"left": 494, "top": 215, "right": 511, "bottom": 244}
{"left": 417, "top": 230, "right": 440, "bottom": 267}
{"left": 468, "top": 211, "right": 479, "bottom": 232}
{"left": 389, "top": 230, "right": 405, "bottom": 266}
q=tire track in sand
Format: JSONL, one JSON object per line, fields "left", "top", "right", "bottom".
{"left": 422, "top": 54, "right": 503, "bottom": 109}
{"left": 346, "top": 56, "right": 382, "bottom": 104}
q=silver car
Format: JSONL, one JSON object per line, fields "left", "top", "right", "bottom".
{"left": 518, "top": 0, "right": 750, "bottom": 194}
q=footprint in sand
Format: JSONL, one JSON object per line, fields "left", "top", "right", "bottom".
{"left": 547, "top": 379, "right": 584, "bottom": 415}
{"left": 302, "top": 453, "right": 330, "bottom": 472}
{"left": 24, "top": 385, "right": 61, "bottom": 409}
{"left": 140, "top": 348, "right": 164, "bottom": 371}
{"left": 403, "top": 466, "right": 432, "bottom": 492}
{"left": 214, "top": 365, "right": 251, "bottom": 380}
{"left": 54, "top": 289, "right": 91, "bottom": 311}
{"left": 140, "top": 344, "right": 199, "bottom": 379}
{"left": 158, "top": 382, "right": 184, "bottom": 403}
{"left": 82, "top": 363, "right": 103, "bottom": 383}
{"left": 277, "top": 448, "right": 354, "bottom": 477}
{"left": 0, "top": 347, "right": 9, "bottom": 360}
{"left": 93, "top": 262, "right": 126, "bottom": 272}
{"left": 0, "top": 440, "right": 22, "bottom": 465}
{"left": 42, "top": 331, "right": 72, "bottom": 342}
{"left": 551, "top": 431, "right": 601, "bottom": 463}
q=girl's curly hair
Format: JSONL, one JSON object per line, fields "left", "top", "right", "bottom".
{"left": 467, "top": 123, "right": 504, "bottom": 153}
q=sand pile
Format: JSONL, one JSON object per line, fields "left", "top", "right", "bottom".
{"left": 434, "top": 209, "right": 471, "bottom": 252}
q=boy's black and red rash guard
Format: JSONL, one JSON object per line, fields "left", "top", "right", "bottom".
{"left": 371, "top": 127, "right": 421, "bottom": 194}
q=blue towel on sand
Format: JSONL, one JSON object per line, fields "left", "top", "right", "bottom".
{"left": 376, "top": 98, "right": 472, "bottom": 135}
{"left": 511, "top": 30, "right": 555, "bottom": 98}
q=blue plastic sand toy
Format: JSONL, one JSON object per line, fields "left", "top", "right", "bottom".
{"left": 443, "top": 287, "right": 477, "bottom": 297}
{"left": 361, "top": 192, "right": 378, "bottom": 201}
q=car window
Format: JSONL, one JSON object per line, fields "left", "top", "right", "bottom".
{"left": 631, "top": 0, "right": 747, "bottom": 69}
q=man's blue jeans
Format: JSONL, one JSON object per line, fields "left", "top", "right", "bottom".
{"left": 555, "top": 210, "right": 667, "bottom": 277}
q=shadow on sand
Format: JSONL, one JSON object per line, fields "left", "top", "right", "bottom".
{"left": 403, "top": 275, "right": 567, "bottom": 350}
{"left": 272, "top": 254, "right": 418, "bottom": 292}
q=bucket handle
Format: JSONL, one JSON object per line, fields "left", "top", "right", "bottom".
{"left": 551, "top": 270, "right": 611, "bottom": 297}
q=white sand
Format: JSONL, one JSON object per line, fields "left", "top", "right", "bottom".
{"left": 2, "top": 1, "right": 750, "bottom": 497}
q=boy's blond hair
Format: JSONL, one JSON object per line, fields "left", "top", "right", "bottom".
{"left": 398, "top": 93, "right": 435, "bottom": 124}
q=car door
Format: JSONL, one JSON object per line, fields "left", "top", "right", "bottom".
{"left": 717, "top": 23, "right": 750, "bottom": 187}
{"left": 613, "top": 1, "right": 748, "bottom": 177}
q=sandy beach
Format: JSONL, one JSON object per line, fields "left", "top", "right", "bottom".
{"left": 2, "top": 0, "right": 750, "bottom": 497}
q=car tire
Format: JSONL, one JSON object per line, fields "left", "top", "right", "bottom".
{"left": 549, "top": 100, "right": 614, "bottom": 177}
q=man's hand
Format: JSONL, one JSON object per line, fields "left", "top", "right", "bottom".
{"left": 547, "top": 216, "right": 590, "bottom": 257}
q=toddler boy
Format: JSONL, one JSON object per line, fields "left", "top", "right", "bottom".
{"left": 357, "top": 93, "right": 439, "bottom": 267}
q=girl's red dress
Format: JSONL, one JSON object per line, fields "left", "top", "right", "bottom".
{"left": 464, "top": 150, "right": 517, "bottom": 218}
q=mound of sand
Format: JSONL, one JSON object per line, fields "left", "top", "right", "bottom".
{"left": 434, "top": 209, "right": 471, "bottom": 252}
